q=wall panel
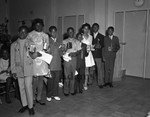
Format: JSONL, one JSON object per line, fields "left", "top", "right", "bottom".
{"left": 124, "top": 10, "right": 147, "bottom": 77}
{"left": 114, "top": 12, "right": 124, "bottom": 80}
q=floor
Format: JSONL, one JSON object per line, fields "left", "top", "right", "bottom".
{"left": 0, "top": 76, "right": 150, "bottom": 117}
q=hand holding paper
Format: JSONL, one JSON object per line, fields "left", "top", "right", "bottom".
{"left": 37, "top": 51, "right": 53, "bottom": 64}
{"left": 63, "top": 52, "right": 71, "bottom": 62}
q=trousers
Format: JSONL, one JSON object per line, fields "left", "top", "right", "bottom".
{"left": 18, "top": 76, "right": 33, "bottom": 108}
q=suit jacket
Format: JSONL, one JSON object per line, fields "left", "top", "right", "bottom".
{"left": 92, "top": 33, "right": 104, "bottom": 58}
{"left": 11, "top": 39, "right": 34, "bottom": 78}
{"left": 76, "top": 43, "right": 88, "bottom": 69}
{"left": 48, "top": 37, "right": 62, "bottom": 71}
{"left": 103, "top": 35, "right": 120, "bottom": 59}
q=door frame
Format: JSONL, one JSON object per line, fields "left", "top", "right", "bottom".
{"left": 114, "top": 9, "right": 150, "bottom": 79}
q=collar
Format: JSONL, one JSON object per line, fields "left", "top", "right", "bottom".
{"left": 94, "top": 32, "right": 98, "bottom": 35}
{"left": 109, "top": 35, "right": 113, "bottom": 40}
{"left": 18, "top": 38, "right": 26, "bottom": 42}
{"left": 51, "top": 37, "right": 56, "bottom": 42}
{"left": 94, "top": 32, "right": 98, "bottom": 39}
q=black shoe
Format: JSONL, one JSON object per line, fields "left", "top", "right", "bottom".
{"left": 18, "top": 106, "right": 28, "bottom": 113}
{"left": 99, "top": 85, "right": 103, "bottom": 89}
{"left": 29, "top": 108, "right": 35, "bottom": 115}
{"left": 36, "top": 100, "right": 46, "bottom": 105}
{"left": 103, "top": 83, "right": 109, "bottom": 87}
{"left": 71, "top": 93, "right": 76, "bottom": 96}
{"left": 64, "top": 93, "right": 69, "bottom": 96}
{"left": 87, "top": 83, "right": 92, "bottom": 86}
{"left": 109, "top": 83, "right": 113, "bottom": 88}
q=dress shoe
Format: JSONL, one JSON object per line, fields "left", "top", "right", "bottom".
{"left": 18, "top": 106, "right": 28, "bottom": 113}
{"left": 108, "top": 83, "right": 113, "bottom": 88}
{"left": 64, "top": 93, "right": 69, "bottom": 96}
{"left": 36, "top": 100, "right": 46, "bottom": 105}
{"left": 46, "top": 97, "right": 52, "bottom": 102}
{"left": 71, "top": 93, "right": 76, "bottom": 96}
{"left": 29, "top": 108, "right": 35, "bottom": 115}
{"left": 99, "top": 85, "right": 103, "bottom": 89}
{"left": 103, "top": 83, "right": 109, "bottom": 87}
{"left": 53, "top": 96, "right": 61, "bottom": 101}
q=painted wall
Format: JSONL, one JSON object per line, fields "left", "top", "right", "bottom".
{"left": 0, "top": 0, "right": 6, "bottom": 23}
{"left": 9, "top": 0, "right": 52, "bottom": 34}
{"left": 107, "top": 0, "right": 150, "bottom": 27}
{"left": 94, "top": 0, "right": 107, "bottom": 35}
{"left": 3, "top": 0, "right": 150, "bottom": 36}
{"left": 7, "top": 0, "right": 106, "bottom": 35}
{"left": 0, "top": 0, "right": 8, "bottom": 24}
{"left": 52, "top": 0, "right": 106, "bottom": 35}
{"left": 55, "top": 0, "right": 95, "bottom": 24}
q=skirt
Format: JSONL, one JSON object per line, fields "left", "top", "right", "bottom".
{"left": 85, "top": 51, "right": 95, "bottom": 68}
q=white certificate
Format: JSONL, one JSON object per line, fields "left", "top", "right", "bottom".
{"left": 62, "top": 52, "right": 72, "bottom": 62}
{"left": 37, "top": 51, "right": 53, "bottom": 64}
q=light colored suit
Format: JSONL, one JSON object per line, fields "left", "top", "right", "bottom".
{"left": 11, "top": 39, "right": 34, "bottom": 108}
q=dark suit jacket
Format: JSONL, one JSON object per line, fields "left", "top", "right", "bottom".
{"left": 48, "top": 37, "right": 62, "bottom": 71}
{"left": 103, "top": 35, "right": 120, "bottom": 59}
{"left": 76, "top": 43, "right": 88, "bottom": 69}
{"left": 92, "top": 33, "right": 104, "bottom": 58}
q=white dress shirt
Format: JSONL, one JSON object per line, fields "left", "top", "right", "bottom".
{"left": 51, "top": 37, "right": 56, "bottom": 42}
{"left": 109, "top": 35, "right": 113, "bottom": 40}
{"left": 94, "top": 32, "right": 98, "bottom": 39}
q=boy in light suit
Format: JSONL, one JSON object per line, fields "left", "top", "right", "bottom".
{"left": 11, "top": 26, "right": 35, "bottom": 115}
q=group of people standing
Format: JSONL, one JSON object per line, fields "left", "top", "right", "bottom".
{"left": 0, "top": 18, "right": 120, "bottom": 116}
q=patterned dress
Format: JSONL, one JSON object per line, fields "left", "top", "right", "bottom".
{"left": 27, "top": 30, "right": 49, "bottom": 76}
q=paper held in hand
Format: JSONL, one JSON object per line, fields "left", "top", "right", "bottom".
{"left": 37, "top": 51, "right": 53, "bottom": 64}
{"left": 62, "top": 52, "right": 71, "bottom": 62}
